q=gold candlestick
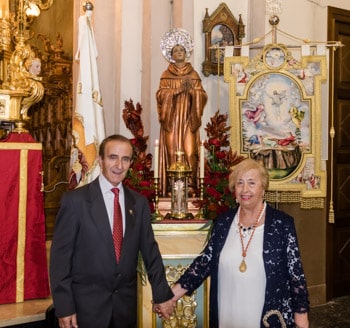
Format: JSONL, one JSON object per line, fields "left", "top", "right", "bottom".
{"left": 152, "top": 177, "right": 163, "bottom": 222}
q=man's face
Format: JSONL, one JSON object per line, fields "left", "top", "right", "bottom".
{"left": 98, "top": 140, "right": 133, "bottom": 186}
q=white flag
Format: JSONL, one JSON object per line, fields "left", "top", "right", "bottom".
{"left": 68, "top": 9, "right": 105, "bottom": 189}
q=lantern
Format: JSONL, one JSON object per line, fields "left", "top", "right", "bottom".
{"left": 167, "top": 151, "right": 193, "bottom": 219}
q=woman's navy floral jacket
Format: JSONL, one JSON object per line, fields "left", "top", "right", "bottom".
{"left": 177, "top": 203, "right": 309, "bottom": 328}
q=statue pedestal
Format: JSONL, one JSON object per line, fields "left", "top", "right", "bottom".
{"left": 138, "top": 221, "right": 211, "bottom": 328}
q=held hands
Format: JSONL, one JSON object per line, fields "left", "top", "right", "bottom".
{"left": 152, "top": 283, "right": 188, "bottom": 320}
{"left": 152, "top": 298, "right": 176, "bottom": 319}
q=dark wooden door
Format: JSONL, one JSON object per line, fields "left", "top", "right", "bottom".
{"left": 327, "top": 6, "right": 350, "bottom": 299}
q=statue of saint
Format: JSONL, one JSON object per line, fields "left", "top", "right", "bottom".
{"left": 156, "top": 28, "right": 207, "bottom": 196}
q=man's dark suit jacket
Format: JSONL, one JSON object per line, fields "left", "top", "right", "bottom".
{"left": 50, "top": 178, "right": 173, "bottom": 328}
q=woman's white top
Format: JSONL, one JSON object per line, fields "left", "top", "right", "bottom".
{"left": 218, "top": 213, "right": 266, "bottom": 328}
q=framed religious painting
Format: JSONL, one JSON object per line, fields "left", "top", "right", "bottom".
{"left": 202, "top": 3, "right": 245, "bottom": 76}
{"left": 224, "top": 43, "right": 327, "bottom": 203}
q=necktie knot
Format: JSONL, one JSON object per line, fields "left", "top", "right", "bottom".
{"left": 111, "top": 187, "right": 120, "bottom": 197}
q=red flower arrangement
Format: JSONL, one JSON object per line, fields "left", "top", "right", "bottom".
{"left": 122, "top": 99, "right": 155, "bottom": 213}
{"left": 122, "top": 100, "right": 244, "bottom": 219}
{"left": 193, "top": 110, "right": 245, "bottom": 220}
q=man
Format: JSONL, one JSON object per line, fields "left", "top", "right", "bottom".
{"left": 50, "top": 134, "right": 175, "bottom": 328}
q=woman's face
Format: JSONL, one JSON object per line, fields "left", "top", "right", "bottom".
{"left": 235, "top": 168, "right": 264, "bottom": 209}
{"left": 171, "top": 45, "right": 186, "bottom": 63}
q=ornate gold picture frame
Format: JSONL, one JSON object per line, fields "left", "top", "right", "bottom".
{"left": 202, "top": 3, "right": 245, "bottom": 77}
{"left": 224, "top": 43, "right": 327, "bottom": 199}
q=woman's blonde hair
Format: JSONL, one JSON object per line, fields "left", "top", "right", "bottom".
{"left": 228, "top": 158, "right": 269, "bottom": 192}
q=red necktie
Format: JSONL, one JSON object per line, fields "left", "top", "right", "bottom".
{"left": 111, "top": 187, "right": 123, "bottom": 262}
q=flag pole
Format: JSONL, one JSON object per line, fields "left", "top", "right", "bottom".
{"left": 68, "top": 0, "right": 106, "bottom": 189}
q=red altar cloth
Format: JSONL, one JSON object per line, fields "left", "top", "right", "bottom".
{"left": 0, "top": 132, "right": 50, "bottom": 304}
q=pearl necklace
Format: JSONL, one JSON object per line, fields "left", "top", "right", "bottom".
{"left": 237, "top": 202, "right": 266, "bottom": 273}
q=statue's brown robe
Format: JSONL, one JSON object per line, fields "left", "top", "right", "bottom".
{"left": 156, "top": 62, "right": 207, "bottom": 196}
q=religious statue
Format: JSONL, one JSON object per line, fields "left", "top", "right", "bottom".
{"left": 21, "top": 57, "right": 45, "bottom": 120}
{"left": 156, "top": 28, "right": 207, "bottom": 196}
{"left": 2, "top": 43, "right": 45, "bottom": 122}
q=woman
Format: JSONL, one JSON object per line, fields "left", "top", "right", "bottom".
{"left": 156, "top": 32, "right": 207, "bottom": 196}
{"left": 171, "top": 158, "right": 309, "bottom": 328}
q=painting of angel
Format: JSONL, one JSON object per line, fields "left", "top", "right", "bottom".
{"left": 241, "top": 72, "right": 310, "bottom": 179}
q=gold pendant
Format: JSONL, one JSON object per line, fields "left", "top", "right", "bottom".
{"left": 239, "top": 259, "right": 247, "bottom": 272}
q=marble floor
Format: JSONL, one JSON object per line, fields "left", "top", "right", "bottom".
{"left": 309, "top": 295, "right": 350, "bottom": 328}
